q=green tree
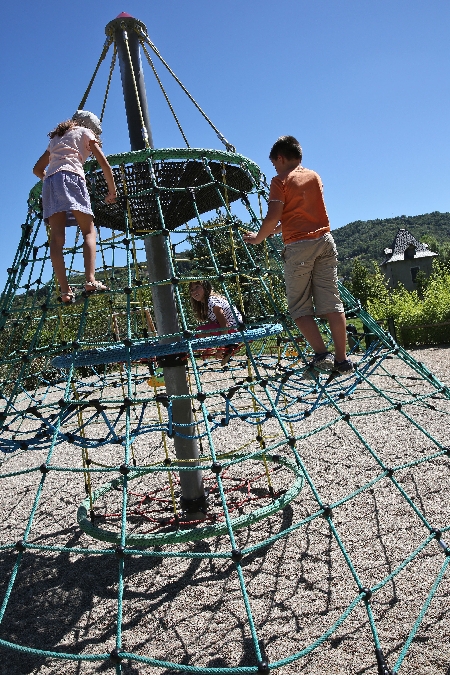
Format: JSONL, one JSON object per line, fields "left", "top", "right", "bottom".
{"left": 348, "top": 259, "right": 389, "bottom": 309}
{"left": 188, "top": 217, "right": 288, "bottom": 322}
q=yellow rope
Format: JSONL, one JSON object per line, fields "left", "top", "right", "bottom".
{"left": 121, "top": 30, "right": 150, "bottom": 148}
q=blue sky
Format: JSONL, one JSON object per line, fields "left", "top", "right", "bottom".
{"left": 1, "top": 1, "right": 450, "bottom": 289}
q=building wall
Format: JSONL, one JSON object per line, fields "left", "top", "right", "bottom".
{"left": 382, "top": 258, "right": 435, "bottom": 291}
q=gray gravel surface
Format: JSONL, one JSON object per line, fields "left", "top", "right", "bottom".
{"left": 0, "top": 344, "right": 448, "bottom": 675}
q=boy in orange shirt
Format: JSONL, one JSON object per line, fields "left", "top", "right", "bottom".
{"left": 244, "top": 135, "right": 353, "bottom": 374}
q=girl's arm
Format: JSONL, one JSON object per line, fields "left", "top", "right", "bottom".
{"left": 33, "top": 151, "right": 50, "bottom": 180}
{"left": 89, "top": 140, "right": 117, "bottom": 204}
{"left": 212, "top": 305, "right": 228, "bottom": 329}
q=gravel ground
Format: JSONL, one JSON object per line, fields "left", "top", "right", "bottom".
{"left": 0, "top": 344, "right": 448, "bottom": 675}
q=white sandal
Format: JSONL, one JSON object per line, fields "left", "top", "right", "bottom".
{"left": 60, "top": 288, "right": 76, "bottom": 304}
{"left": 84, "top": 280, "right": 109, "bottom": 294}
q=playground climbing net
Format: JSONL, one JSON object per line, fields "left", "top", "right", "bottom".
{"left": 0, "top": 13, "right": 448, "bottom": 673}
{"left": 0, "top": 145, "right": 448, "bottom": 674}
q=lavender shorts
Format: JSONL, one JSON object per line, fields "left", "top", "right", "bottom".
{"left": 42, "top": 170, "right": 93, "bottom": 226}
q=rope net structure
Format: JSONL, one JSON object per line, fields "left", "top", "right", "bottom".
{"left": 0, "top": 146, "right": 448, "bottom": 675}
{"left": 0, "top": 15, "right": 449, "bottom": 675}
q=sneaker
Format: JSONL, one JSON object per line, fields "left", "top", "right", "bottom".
{"left": 334, "top": 358, "right": 355, "bottom": 374}
{"left": 309, "top": 352, "right": 335, "bottom": 371}
{"left": 221, "top": 345, "right": 237, "bottom": 367}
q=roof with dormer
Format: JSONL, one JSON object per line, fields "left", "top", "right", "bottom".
{"left": 381, "top": 228, "right": 438, "bottom": 264}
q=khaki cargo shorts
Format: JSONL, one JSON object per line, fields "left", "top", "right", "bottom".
{"left": 281, "top": 233, "right": 344, "bottom": 319}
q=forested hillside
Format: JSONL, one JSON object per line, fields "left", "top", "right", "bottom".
{"left": 332, "top": 211, "right": 450, "bottom": 279}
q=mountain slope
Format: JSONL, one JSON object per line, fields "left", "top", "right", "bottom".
{"left": 332, "top": 211, "right": 450, "bottom": 278}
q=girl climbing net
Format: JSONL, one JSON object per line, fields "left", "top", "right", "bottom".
{"left": 33, "top": 110, "right": 117, "bottom": 304}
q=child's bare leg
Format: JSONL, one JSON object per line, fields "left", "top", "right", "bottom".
{"left": 294, "top": 315, "right": 328, "bottom": 354}
{"left": 72, "top": 211, "right": 97, "bottom": 283}
{"left": 48, "top": 213, "right": 69, "bottom": 294}
{"left": 324, "top": 311, "right": 347, "bottom": 362}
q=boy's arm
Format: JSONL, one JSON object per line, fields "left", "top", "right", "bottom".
{"left": 89, "top": 140, "right": 117, "bottom": 204}
{"left": 243, "top": 200, "right": 284, "bottom": 245}
{"left": 33, "top": 151, "right": 50, "bottom": 180}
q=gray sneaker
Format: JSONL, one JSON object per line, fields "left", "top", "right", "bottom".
{"left": 334, "top": 358, "right": 355, "bottom": 374}
{"left": 310, "top": 352, "right": 335, "bottom": 371}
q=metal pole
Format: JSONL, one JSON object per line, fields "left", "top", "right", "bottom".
{"left": 106, "top": 14, "right": 153, "bottom": 151}
{"left": 106, "top": 13, "right": 206, "bottom": 519}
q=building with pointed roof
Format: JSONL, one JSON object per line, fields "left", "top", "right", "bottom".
{"left": 380, "top": 228, "right": 438, "bottom": 290}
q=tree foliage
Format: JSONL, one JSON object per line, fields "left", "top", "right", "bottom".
{"left": 188, "top": 217, "right": 288, "bottom": 323}
{"left": 347, "top": 259, "right": 389, "bottom": 308}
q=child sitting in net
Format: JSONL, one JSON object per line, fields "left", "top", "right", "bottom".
{"left": 189, "top": 280, "right": 242, "bottom": 365}
{"left": 33, "top": 110, "right": 117, "bottom": 304}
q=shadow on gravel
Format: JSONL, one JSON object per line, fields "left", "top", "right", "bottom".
{"left": 0, "top": 505, "right": 303, "bottom": 674}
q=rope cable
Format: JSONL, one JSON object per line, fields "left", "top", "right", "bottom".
{"left": 134, "top": 26, "right": 235, "bottom": 152}
{"left": 139, "top": 40, "right": 190, "bottom": 148}
{"left": 121, "top": 30, "right": 150, "bottom": 148}
{"left": 77, "top": 37, "right": 113, "bottom": 112}
{"left": 100, "top": 43, "right": 117, "bottom": 122}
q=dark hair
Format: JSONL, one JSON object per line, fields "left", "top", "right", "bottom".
{"left": 269, "top": 135, "right": 302, "bottom": 162}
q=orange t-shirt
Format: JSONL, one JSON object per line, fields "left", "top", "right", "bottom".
{"left": 269, "top": 166, "right": 330, "bottom": 244}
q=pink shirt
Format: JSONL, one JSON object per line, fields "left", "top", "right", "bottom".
{"left": 45, "top": 127, "right": 96, "bottom": 179}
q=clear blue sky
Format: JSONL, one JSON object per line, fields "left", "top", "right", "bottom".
{"left": 1, "top": 1, "right": 450, "bottom": 289}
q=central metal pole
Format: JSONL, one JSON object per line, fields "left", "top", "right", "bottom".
{"left": 106, "top": 13, "right": 206, "bottom": 518}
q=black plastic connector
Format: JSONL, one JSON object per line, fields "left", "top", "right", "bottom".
{"left": 155, "top": 394, "right": 170, "bottom": 407}
{"left": 360, "top": 586, "right": 372, "bottom": 600}
{"left": 231, "top": 548, "right": 243, "bottom": 563}
{"left": 109, "top": 648, "right": 123, "bottom": 664}
{"left": 321, "top": 504, "right": 332, "bottom": 518}
{"left": 375, "top": 648, "right": 392, "bottom": 675}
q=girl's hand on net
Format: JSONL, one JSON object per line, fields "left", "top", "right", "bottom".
{"left": 105, "top": 192, "right": 117, "bottom": 204}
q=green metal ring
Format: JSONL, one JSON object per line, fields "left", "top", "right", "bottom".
{"left": 77, "top": 453, "right": 304, "bottom": 547}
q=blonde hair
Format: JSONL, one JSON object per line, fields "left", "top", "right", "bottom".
{"left": 189, "top": 280, "right": 227, "bottom": 322}
{"left": 48, "top": 120, "right": 77, "bottom": 138}
{"left": 48, "top": 119, "right": 102, "bottom": 146}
